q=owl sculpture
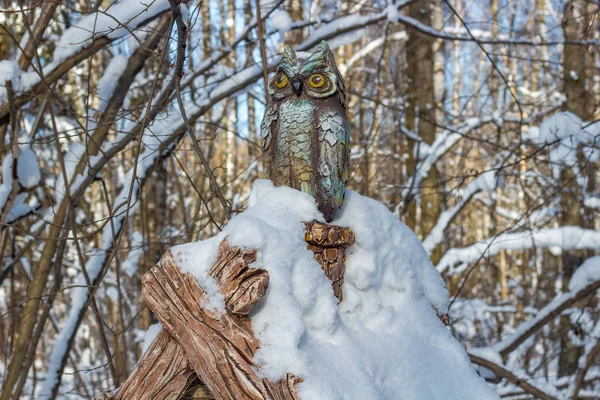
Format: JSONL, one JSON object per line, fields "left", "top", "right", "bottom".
{"left": 260, "top": 41, "right": 350, "bottom": 222}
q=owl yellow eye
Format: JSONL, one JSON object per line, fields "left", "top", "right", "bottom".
{"left": 275, "top": 74, "right": 288, "bottom": 88}
{"left": 308, "top": 73, "right": 326, "bottom": 88}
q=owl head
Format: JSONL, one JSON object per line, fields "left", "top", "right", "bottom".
{"left": 268, "top": 41, "right": 346, "bottom": 107}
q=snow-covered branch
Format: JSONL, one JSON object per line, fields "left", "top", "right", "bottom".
{"left": 39, "top": 131, "right": 170, "bottom": 399}
{"left": 423, "top": 170, "right": 497, "bottom": 253}
{"left": 493, "top": 257, "right": 600, "bottom": 357}
{"left": 437, "top": 227, "right": 600, "bottom": 274}
{"left": 0, "top": 0, "right": 169, "bottom": 119}
{"left": 397, "top": 12, "right": 600, "bottom": 46}
{"left": 469, "top": 352, "right": 558, "bottom": 400}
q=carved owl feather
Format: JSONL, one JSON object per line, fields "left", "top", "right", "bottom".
{"left": 260, "top": 41, "right": 350, "bottom": 222}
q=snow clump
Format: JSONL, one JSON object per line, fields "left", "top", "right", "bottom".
{"left": 172, "top": 179, "right": 498, "bottom": 400}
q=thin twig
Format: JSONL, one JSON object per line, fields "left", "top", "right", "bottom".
{"left": 168, "top": 0, "right": 231, "bottom": 221}
{"left": 255, "top": 0, "right": 271, "bottom": 103}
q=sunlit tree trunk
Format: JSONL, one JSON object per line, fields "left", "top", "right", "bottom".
{"left": 138, "top": 161, "right": 167, "bottom": 334}
{"left": 405, "top": 0, "right": 441, "bottom": 259}
{"left": 286, "top": 0, "right": 304, "bottom": 46}
{"left": 558, "top": 0, "right": 590, "bottom": 377}
{"left": 489, "top": 0, "right": 508, "bottom": 302}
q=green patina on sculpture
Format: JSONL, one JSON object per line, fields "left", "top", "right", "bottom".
{"left": 261, "top": 41, "right": 350, "bottom": 222}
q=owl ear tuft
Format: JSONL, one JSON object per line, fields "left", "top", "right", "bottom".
{"left": 282, "top": 45, "right": 297, "bottom": 64}
{"left": 317, "top": 41, "right": 338, "bottom": 72}
{"left": 313, "top": 41, "right": 331, "bottom": 62}
{"left": 318, "top": 41, "right": 330, "bottom": 52}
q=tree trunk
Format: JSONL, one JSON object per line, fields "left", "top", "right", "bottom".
{"left": 559, "top": 0, "right": 591, "bottom": 377}
{"left": 405, "top": 0, "right": 441, "bottom": 260}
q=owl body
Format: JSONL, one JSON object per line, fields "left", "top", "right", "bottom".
{"left": 261, "top": 41, "right": 350, "bottom": 222}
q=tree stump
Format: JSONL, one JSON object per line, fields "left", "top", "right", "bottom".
{"left": 108, "top": 222, "right": 354, "bottom": 400}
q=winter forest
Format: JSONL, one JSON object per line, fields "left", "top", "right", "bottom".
{"left": 0, "top": 0, "right": 600, "bottom": 398}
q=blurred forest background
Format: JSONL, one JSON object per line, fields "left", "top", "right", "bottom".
{"left": 0, "top": 0, "right": 599, "bottom": 398}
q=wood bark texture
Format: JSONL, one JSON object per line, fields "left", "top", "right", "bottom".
{"left": 148, "top": 242, "right": 299, "bottom": 400}
{"left": 112, "top": 222, "right": 355, "bottom": 399}
{"left": 305, "top": 221, "right": 355, "bottom": 301}
{"left": 102, "top": 330, "right": 197, "bottom": 400}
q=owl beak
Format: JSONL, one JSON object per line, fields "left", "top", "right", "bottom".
{"left": 291, "top": 78, "right": 303, "bottom": 96}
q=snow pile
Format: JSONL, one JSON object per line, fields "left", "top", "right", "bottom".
{"left": 16, "top": 147, "right": 41, "bottom": 188}
{"left": 0, "top": 145, "right": 41, "bottom": 216}
{"left": 3, "top": 147, "right": 42, "bottom": 188}
{"left": 172, "top": 180, "right": 497, "bottom": 400}
{"left": 385, "top": 4, "right": 400, "bottom": 23}
{"left": 270, "top": 10, "right": 293, "bottom": 34}
{"left": 569, "top": 256, "right": 600, "bottom": 291}
{"left": 585, "top": 195, "right": 600, "bottom": 210}
{"left": 530, "top": 111, "right": 600, "bottom": 180}
{"left": 0, "top": 60, "right": 21, "bottom": 103}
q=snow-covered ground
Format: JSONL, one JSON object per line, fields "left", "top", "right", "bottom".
{"left": 173, "top": 180, "right": 498, "bottom": 400}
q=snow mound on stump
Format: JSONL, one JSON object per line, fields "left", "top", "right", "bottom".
{"left": 172, "top": 180, "right": 497, "bottom": 400}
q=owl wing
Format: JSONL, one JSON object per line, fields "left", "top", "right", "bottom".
{"left": 335, "top": 70, "right": 347, "bottom": 109}
{"left": 260, "top": 103, "right": 278, "bottom": 150}
{"left": 318, "top": 110, "right": 350, "bottom": 208}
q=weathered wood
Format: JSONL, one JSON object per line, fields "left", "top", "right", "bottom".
{"left": 305, "top": 221, "right": 355, "bottom": 301}
{"left": 208, "top": 240, "right": 269, "bottom": 315}
{"left": 96, "top": 376, "right": 213, "bottom": 400}
{"left": 112, "top": 240, "right": 269, "bottom": 400}
{"left": 143, "top": 243, "right": 300, "bottom": 400}
{"left": 181, "top": 381, "right": 215, "bottom": 399}
{"left": 113, "top": 223, "right": 355, "bottom": 400}
{"left": 304, "top": 221, "right": 355, "bottom": 247}
{"left": 111, "top": 330, "right": 196, "bottom": 400}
